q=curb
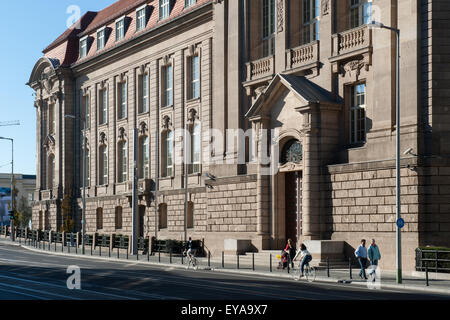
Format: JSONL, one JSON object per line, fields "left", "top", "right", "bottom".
{"left": 8, "top": 241, "right": 450, "bottom": 296}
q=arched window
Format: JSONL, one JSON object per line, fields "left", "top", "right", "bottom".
{"left": 281, "top": 140, "right": 303, "bottom": 164}
{"left": 139, "top": 136, "right": 150, "bottom": 179}
{"left": 187, "top": 201, "right": 194, "bottom": 229}
{"left": 99, "top": 145, "right": 108, "bottom": 185}
{"left": 159, "top": 203, "right": 167, "bottom": 230}
{"left": 96, "top": 208, "right": 103, "bottom": 230}
{"left": 115, "top": 206, "right": 123, "bottom": 230}
{"left": 118, "top": 141, "right": 128, "bottom": 183}
{"left": 162, "top": 130, "right": 173, "bottom": 177}
{"left": 190, "top": 123, "right": 201, "bottom": 174}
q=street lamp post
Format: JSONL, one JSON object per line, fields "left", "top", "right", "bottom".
{"left": 0, "top": 137, "right": 14, "bottom": 241}
{"left": 369, "top": 21, "right": 402, "bottom": 283}
{"left": 65, "top": 115, "right": 87, "bottom": 254}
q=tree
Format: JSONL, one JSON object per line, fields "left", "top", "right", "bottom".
{"left": 60, "top": 191, "right": 75, "bottom": 233}
{"left": 16, "top": 195, "right": 32, "bottom": 228}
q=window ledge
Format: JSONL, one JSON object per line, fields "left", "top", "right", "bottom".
{"left": 186, "top": 97, "right": 201, "bottom": 105}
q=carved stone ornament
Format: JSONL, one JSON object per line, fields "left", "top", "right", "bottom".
{"left": 279, "top": 162, "right": 303, "bottom": 173}
{"left": 100, "top": 79, "right": 108, "bottom": 90}
{"left": 139, "top": 122, "right": 148, "bottom": 135}
{"left": 118, "top": 127, "right": 126, "bottom": 140}
{"left": 321, "top": 0, "right": 330, "bottom": 16}
{"left": 187, "top": 108, "right": 198, "bottom": 123}
{"left": 99, "top": 132, "right": 107, "bottom": 145}
{"left": 82, "top": 87, "right": 90, "bottom": 97}
{"left": 162, "top": 55, "right": 170, "bottom": 66}
{"left": 162, "top": 115, "right": 172, "bottom": 130}
{"left": 118, "top": 72, "right": 127, "bottom": 83}
{"left": 277, "top": 0, "right": 284, "bottom": 33}
{"left": 342, "top": 60, "right": 366, "bottom": 79}
{"left": 138, "top": 64, "right": 147, "bottom": 75}
{"left": 43, "top": 135, "right": 56, "bottom": 151}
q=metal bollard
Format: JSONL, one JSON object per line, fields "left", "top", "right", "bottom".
{"left": 349, "top": 258, "right": 353, "bottom": 280}
{"left": 252, "top": 253, "right": 255, "bottom": 271}
{"left": 170, "top": 251, "right": 172, "bottom": 264}
{"left": 237, "top": 254, "right": 239, "bottom": 270}
{"left": 91, "top": 243, "right": 93, "bottom": 256}
{"left": 68, "top": 243, "right": 70, "bottom": 254}
{"left": 75, "top": 244, "right": 78, "bottom": 255}
{"left": 158, "top": 249, "right": 161, "bottom": 263}
{"left": 109, "top": 246, "right": 111, "bottom": 258}
{"left": 48, "top": 241, "right": 50, "bottom": 251}
{"left": 147, "top": 247, "right": 150, "bottom": 262}
{"left": 99, "top": 245, "right": 101, "bottom": 257}
{"left": 126, "top": 248, "right": 128, "bottom": 260}
{"left": 118, "top": 247, "right": 120, "bottom": 259}
{"left": 182, "top": 254, "right": 184, "bottom": 265}
{"left": 55, "top": 241, "right": 56, "bottom": 252}
{"left": 208, "top": 251, "right": 211, "bottom": 268}
{"left": 327, "top": 257, "right": 330, "bottom": 278}
{"left": 62, "top": 241, "right": 64, "bottom": 253}
{"left": 426, "top": 266, "right": 429, "bottom": 287}
{"left": 270, "top": 254, "right": 272, "bottom": 272}
{"left": 222, "top": 251, "right": 224, "bottom": 268}
{"left": 137, "top": 250, "right": 139, "bottom": 261}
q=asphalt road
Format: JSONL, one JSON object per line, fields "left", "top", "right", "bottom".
{"left": 0, "top": 242, "right": 448, "bottom": 301}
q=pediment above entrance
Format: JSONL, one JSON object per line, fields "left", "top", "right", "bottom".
{"left": 245, "top": 74, "right": 341, "bottom": 124}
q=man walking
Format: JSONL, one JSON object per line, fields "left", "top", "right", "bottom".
{"left": 355, "top": 239, "right": 368, "bottom": 280}
{"left": 368, "top": 239, "right": 381, "bottom": 280}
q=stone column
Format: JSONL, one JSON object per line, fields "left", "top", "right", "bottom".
{"left": 275, "top": 0, "right": 289, "bottom": 73}
{"left": 296, "top": 105, "right": 321, "bottom": 240}
{"left": 255, "top": 118, "right": 271, "bottom": 249}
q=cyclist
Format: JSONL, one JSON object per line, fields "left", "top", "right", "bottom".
{"left": 293, "top": 243, "right": 312, "bottom": 278}
{"left": 184, "top": 237, "right": 197, "bottom": 267}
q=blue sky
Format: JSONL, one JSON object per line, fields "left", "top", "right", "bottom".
{"left": 0, "top": 0, "right": 114, "bottom": 175}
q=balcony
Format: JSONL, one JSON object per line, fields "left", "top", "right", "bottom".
{"left": 126, "top": 179, "right": 154, "bottom": 194}
{"left": 285, "top": 41, "right": 319, "bottom": 74}
{"left": 330, "top": 25, "right": 372, "bottom": 64}
{"left": 245, "top": 55, "right": 275, "bottom": 84}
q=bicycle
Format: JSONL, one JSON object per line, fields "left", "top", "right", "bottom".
{"left": 184, "top": 249, "right": 199, "bottom": 270}
{"left": 292, "top": 262, "right": 316, "bottom": 282}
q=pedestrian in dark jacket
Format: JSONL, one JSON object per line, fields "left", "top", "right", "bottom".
{"left": 354, "top": 239, "right": 368, "bottom": 280}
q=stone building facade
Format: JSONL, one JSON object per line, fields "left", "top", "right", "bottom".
{"left": 28, "top": 0, "right": 450, "bottom": 271}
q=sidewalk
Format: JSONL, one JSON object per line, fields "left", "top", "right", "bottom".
{"left": 2, "top": 237, "right": 450, "bottom": 296}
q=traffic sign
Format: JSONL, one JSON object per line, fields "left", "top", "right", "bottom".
{"left": 396, "top": 218, "right": 405, "bottom": 229}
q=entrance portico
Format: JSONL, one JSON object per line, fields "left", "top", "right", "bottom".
{"left": 246, "top": 74, "right": 342, "bottom": 250}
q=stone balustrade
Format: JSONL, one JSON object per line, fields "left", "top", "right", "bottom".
{"left": 245, "top": 55, "right": 275, "bottom": 82}
{"left": 286, "top": 41, "right": 319, "bottom": 71}
{"left": 331, "top": 25, "right": 372, "bottom": 58}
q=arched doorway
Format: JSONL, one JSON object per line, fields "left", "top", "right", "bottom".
{"left": 280, "top": 139, "right": 303, "bottom": 244}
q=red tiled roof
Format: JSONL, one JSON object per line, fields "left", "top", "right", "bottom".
{"left": 43, "top": 0, "right": 213, "bottom": 67}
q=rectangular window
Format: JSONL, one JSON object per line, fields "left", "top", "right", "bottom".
{"left": 119, "top": 82, "right": 127, "bottom": 119}
{"left": 185, "top": 0, "right": 196, "bottom": 7}
{"left": 302, "top": 0, "right": 320, "bottom": 44}
{"left": 350, "top": 0, "right": 372, "bottom": 29}
{"left": 83, "top": 95, "right": 90, "bottom": 129}
{"left": 160, "top": 0, "right": 170, "bottom": 20}
{"left": 97, "top": 28, "right": 105, "bottom": 50}
{"left": 100, "top": 146, "right": 108, "bottom": 185}
{"left": 165, "top": 131, "right": 173, "bottom": 177}
{"left": 163, "top": 65, "right": 173, "bottom": 107}
{"left": 140, "top": 136, "right": 150, "bottom": 179}
{"left": 190, "top": 56, "right": 200, "bottom": 100}
{"left": 116, "top": 18, "right": 125, "bottom": 41}
{"left": 80, "top": 37, "right": 88, "bottom": 58}
{"left": 136, "top": 7, "right": 147, "bottom": 31}
{"left": 100, "top": 89, "right": 108, "bottom": 125}
{"left": 262, "top": 0, "right": 276, "bottom": 57}
{"left": 119, "top": 142, "right": 128, "bottom": 182}
{"left": 142, "top": 73, "right": 149, "bottom": 113}
{"left": 350, "top": 83, "right": 366, "bottom": 144}
{"left": 190, "top": 123, "right": 201, "bottom": 174}
{"left": 49, "top": 104, "right": 55, "bottom": 134}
